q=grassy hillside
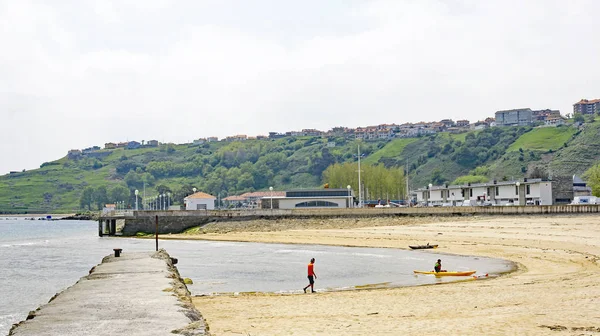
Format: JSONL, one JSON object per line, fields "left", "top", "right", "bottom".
{"left": 507, "top": 126, "right": 577, "bottom": 152}
{"left": 362, "top": 138, "right": 417, "bottom": 165}
{"left": 3, "top": 122, "right": 600, "bottom": 213}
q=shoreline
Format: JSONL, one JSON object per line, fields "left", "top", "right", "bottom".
{"left": 168, "top": 215, "right": 599, "bottom": 335}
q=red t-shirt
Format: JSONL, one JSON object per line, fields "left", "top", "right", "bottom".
{"left": 308, "top": 263, "right": 315, "bottom": 276}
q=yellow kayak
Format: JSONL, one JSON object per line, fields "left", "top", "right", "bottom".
{"left": 413, "top": 270, "right": 476, "bottom": 276}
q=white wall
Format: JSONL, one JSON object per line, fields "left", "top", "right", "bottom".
{"left": 185, "top": 198, "right": 215, "bottom": 210}
{"left": 538, "top": 182, "right": 553, "bottom": 205}
{"left": 278, "top": 197, "right": 349, "bottom": 209}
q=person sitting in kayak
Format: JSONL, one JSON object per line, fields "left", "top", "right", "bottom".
{"left": 434, "top": 259, "right": 446, "bottom": 272}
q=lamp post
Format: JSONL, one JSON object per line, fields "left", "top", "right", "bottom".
{"left": 135, "top": 189, "right": 139, "bottom": 211}
{"left": 161, "top": 193, "right": 165, "bottom": 210}
{"left": 347, "top": 185, "right": 352, "bottom": 208}
{"left": 167, "top": 192, "right": 171, "bottom": 209}
{"left": 269, "top": 186, "right": 273, "bottom": 210}
{"left": 428, "top": 183, "right": 433, "bottom": 207}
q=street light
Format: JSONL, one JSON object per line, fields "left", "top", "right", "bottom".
{"left": 269, "top": 186, "right": 273, "bottom": 210}
{"left": 135, "top": 189, "right": 139, "bottom": 211}
{"left": 167, "top": 192, "right": 171, "bottom": 209}
{"left": 347, "top": 185, "right": 352, "bottom": 208}
{"left": 428, "top": 183, "right": 433, "bottom": 206}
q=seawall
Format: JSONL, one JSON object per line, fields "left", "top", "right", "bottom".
{"left": 9, "top": 249, "right": 208, "bottom": 336}
{"left": 100, "top": 205, "right": 600, "bottom": 236}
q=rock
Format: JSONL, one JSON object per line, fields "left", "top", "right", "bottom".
{"left": 183, "top": 278, "right": 193, "bottom": 285}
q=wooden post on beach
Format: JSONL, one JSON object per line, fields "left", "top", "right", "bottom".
{"left": 155, "top": 215, "right": 158, "bottom": 251}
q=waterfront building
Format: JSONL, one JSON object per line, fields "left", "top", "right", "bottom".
{"left": 414, "top": 179, "right": 554, "bottom": 206}
{"left": 184, "top": 192, "right": 216, "bottom": 210}
{"left": 261, "top": 188, "right": 354, "bottom": 209}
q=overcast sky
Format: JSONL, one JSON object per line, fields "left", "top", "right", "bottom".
{"left": 1, "top": 0, "right": 599, "bottom": 174}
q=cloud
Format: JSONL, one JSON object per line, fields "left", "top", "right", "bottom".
{"left": 1, "top": 0, "right": 599, "bottom": 174}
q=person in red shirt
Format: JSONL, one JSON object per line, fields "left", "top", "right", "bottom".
{"left": 303, "top": 258, "right": 317, "bottom": 293}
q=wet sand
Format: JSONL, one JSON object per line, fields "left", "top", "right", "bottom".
{"left": 168, "top": 215, "right": 600, "bottom": 335}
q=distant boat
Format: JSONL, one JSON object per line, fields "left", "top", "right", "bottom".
{"left": 409, "top": 244, "right": 438, "bottom": 250}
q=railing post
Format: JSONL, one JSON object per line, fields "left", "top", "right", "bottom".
{"left": 155, "top": 215, "right": 159, "bottom": 252}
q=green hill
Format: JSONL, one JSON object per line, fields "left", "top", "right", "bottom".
{"left": 3, "top": 121, "right": 600, "bottom": 213}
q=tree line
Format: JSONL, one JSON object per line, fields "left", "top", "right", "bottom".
{"left": 322, "top": 163, "right": 406, "bottom": 201}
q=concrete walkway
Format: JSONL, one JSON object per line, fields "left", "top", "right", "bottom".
{"left": 9, "top": 250, "right": 207, "bottom": 336}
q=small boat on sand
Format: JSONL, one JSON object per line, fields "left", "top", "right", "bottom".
{"left": 409, "top": 244, "right": 438, "bottom": 249}
{"left": 413, "top": 270, "right": 476, "bottom": 276}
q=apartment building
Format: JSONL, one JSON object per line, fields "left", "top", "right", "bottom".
{"left": 573, "top": 99, "right": 600, "bottom": 115}
{"left": 495, "top": 108, "right": 533, "bottom": 127}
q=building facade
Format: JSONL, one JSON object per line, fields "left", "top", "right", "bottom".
{"left": 495, "top": 108, "right": 533, "bottom": 127}
{"left": 184, "top": 192, "right": 216, "bottom": 210}
{"left": 573, "top": 99, "right": 600, "bottom": 115}
{"left": 414, "top": 179, "right": 553, "bottom": 206}
{"left": 261, "top": 189, "right": 354, "bottom": 209}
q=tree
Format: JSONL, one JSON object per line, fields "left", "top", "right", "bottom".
{"left": 173, "top": 184, "right": 197, "bottom": 205}
{"left": 80, "top": 187, "right": 95, "bottom": 210}
{"left": 110, "top": 185, "right": 130, "bottom": 204}
{"left": 583, "top": 163, "right": 600, "bottom": 197}
{"left": 322, "top": 162, "right": 406, "bottom": 200}
{"left": 573, "top": 113, "right": 585, "bottom": 123}
{"left": 528, "top": 166, "right": 548, "bottom": 179}
{"left": 155, "top": 184, "right": 172, "bottom": 195}
{"left": 93, "top": 186, "right": 109, "bottom": 210}
{"left": 430, "top": 169, "right": 446, "bottom": 185}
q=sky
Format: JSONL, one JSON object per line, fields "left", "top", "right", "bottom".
{"left": 1, "top": 0, "right": 599, "bottom": 175}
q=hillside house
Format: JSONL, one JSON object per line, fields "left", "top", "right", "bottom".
{"left": 207, "top": 137, "right": 218, "bottom": 142}
{"left": 456, "top": 120, "right": 470, "bottom": 127}
{"left": 302, "top": 129, "right": 322, "bottom": 137}
{"left": 104, "top": 143, "right": 117, "bottom": 149}
{"left": 573, "top": 99, "right": 600, "bottom": 115}
{"left": 126, "top": 141, "right": 141, "bottom": 150}
{"left": 193, "top": 138, "right": 206, "bottom": 145}
{"left": 147, "top": 140, "right": 159, "bottom": 147}
{"left": 67, "top": 149, "right": 82, "bottom": 159}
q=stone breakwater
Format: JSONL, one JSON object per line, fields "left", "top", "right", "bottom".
{"left": 9, "top": 249, "right": 209, "bottom": 336}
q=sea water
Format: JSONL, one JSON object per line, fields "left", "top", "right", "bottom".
{"left": 0, "top": 218, "right": 513, "bottom": 335}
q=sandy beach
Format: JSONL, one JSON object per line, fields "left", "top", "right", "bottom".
{"left": 167, "top": 215, "right": 600, "bottom": 335}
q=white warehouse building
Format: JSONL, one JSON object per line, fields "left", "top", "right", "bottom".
{"left": 261, "top": 188, "right": 355, "bottom": 209}
{"left": 414, "top": 179, "right": 553, "bottom": 206}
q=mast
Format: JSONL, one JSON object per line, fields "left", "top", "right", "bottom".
{"left": 358, "top": 145, "right": 362, "bottom": 208}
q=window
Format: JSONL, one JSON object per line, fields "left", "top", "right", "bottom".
{"left": 469, "top": 189, "right": 473, "bottom": 197}
{"left": 515, "top": 186, "right": 519, "bottom": 195}
{"left": 295, "top": 201, "right": 339, "bottom": 208}
{"left": 495, "top": 187, "right": 499, "bottom": 196}
{"left": 526, "top": 185, "right": 530, "bottom": 195}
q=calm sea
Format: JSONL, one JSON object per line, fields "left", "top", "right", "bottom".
{"left": 0, "top": 218, "right": 512, "bottom": 335}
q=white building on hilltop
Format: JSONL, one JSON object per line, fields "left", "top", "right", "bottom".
{"left": 184, "top": 192, "right": 216, "bottom": 210}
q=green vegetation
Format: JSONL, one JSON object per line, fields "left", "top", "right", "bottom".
{"left": 322, "top": 163, "right": 406, "bottom": 200}
{"left": 452, "top": 175, "right": 489, "bottom": 185}
{"left": 583, "top": 163, "right": 600, "bottom": 197}
{"left": 3, "top": 122, "right": 600, "bottom": 213}
{"left": 362, "top": 138, "right": 417, "bottom": 165}
{"left": 507, "top": 126, "right": 577, "bottom": 152}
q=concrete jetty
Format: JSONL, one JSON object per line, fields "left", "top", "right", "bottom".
{"left": 9, "top": 250, "right": 208, "bottom": 336}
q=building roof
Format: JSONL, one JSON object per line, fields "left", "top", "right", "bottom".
{"left": 574, "top": 99, "right": 600, "bottom": 105}
{"left": 415, "top": 179, "right": 548, "bottom": 192}
{"left": 240, "top": 191, "right": 286, "bottom": 198}
{"left": 184, "top": 191, "right": 216, "bottom": 199}
{"left": 223, "top": 195, "right": 247, "bottom": 201}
